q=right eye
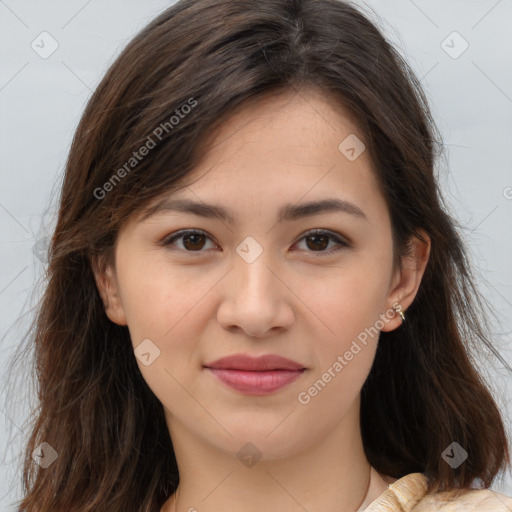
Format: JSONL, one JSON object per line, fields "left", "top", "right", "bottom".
{"left": 161, "top": 229, "right": 220, "bottom": 253}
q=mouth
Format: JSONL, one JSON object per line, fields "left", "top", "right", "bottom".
{"left": 203, "top": 353, "right": 306, "bottom": 395}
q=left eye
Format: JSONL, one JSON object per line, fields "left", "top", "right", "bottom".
{"left": 161, "top": 229, "right": 349, "bottom": 255}
{"left": 295, "top": 229, "right": 349, "bottom": 254}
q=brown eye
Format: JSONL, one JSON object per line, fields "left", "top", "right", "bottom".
{"left": 181, "top": 232, "right": 206, "bottom": 251}
{"left": 162, "top": 230, "right": 218, "bottom": 252}
{"left": 305, "top": 233, "right": 330, "bottom": 251}
{"left": 161, "top": 228, "right": 349, "bottom": 256}
{"left": 295, "top": 229, "right": 349, "bottom": 255}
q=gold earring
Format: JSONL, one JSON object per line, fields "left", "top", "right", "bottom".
{"left": 393, "top": 303, "right": 406, "bottom": 323}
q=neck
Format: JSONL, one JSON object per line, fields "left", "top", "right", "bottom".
{"left": 161, "top": 399, "right": 392, "bottom": 512}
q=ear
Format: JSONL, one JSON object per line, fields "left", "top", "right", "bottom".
{"left": 90, "top": 254, "right": 128, "bottom": 326}
{"left": 380, "top": 229, "right": 431, "bottom": 332}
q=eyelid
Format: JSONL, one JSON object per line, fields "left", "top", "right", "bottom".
{"left": 160, "top": 228, "right": 351, "bottom": 254}
{"left": 161, "top": 229, "right": 220, "bottom": 251}
{"left": 297, "top": 228, "right": 351, "bottom": 247}
{"left": 294, "top": 229, "right": 351, "bottom": 256}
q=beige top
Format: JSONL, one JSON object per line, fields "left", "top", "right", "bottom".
{"left": 365, "top": 472, "right": 512, "bottom": 511}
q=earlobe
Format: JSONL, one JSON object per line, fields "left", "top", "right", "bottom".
{"left": 381, "top": 230, "right": 431, "bottom": 332}
{"left": 90, "top": 255, "right": 128, "bottom": 326}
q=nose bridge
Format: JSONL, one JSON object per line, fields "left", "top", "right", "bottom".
{"left": 216, "top": 235, "right": 293, "bottom": 336}
{"left": 234, "top": 235, "right": 278, "bottom": 299}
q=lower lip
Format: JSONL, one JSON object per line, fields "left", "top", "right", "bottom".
{"left": 206, "top": 368, "right": 305, "bottom": 395}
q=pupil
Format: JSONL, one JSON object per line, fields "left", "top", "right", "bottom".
{"left": 184, "top": 234, "right": 204, "bottom": 250}
{"left": 307, "top": 235, "right": 328, "bottom": 251}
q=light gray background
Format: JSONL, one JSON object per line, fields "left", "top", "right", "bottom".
{"left": 1, "top": 0, "right": 511, "bottom": 509}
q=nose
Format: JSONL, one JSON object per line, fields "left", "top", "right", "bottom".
{"left": 216, "top": 248, "right": 295, "bottom": 338}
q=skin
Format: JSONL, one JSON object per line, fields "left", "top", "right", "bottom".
{"left": 93, "top": 87, "right": 430, "bottom": 512}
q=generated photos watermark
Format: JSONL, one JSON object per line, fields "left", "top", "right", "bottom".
{"left": 94, "top": 97, "right": 198, "bottom": 200}
{"left": 297, "top": 304, "right": 400, "bottom": 405}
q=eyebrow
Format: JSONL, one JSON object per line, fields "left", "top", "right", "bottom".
{"left": 138, "top": 197, "right": 368, "bottom": 224}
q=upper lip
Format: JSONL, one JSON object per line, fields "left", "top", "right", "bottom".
{"left": 204, "top": 354, "right": 305, "bottom": 371}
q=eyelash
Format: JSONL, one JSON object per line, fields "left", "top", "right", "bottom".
{"left": 161, "top": 228, "right": 350, "bottom": 256}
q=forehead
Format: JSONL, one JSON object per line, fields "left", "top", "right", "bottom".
{"left": 199, "top": 87, "right": 367, "bottom": 168}
{"left": 174, "top": 88, "right": 378, "bottom": 200}
{"left": 130, "top": 87, "right": 388, "bottom": 231}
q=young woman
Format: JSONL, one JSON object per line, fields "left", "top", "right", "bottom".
{"left": 12, "top": 0, "right": 512, "bottom": 510}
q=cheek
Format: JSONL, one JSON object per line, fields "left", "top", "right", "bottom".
{"left": 116, "top": 256, "right": 221, "bottom": 405}
{"left": 296, "top": 253, "right": 392, "bottom": 344}
{"left": 295, "top": 268, "right": 385, "bottom": 416}
{"left": 117, "top": 255, "right": 213, "bottom": 343}
{"left": 116, "top": 259, "right": 210, "bottom": 411}
{"left": 294, "top": 251, "right": 391, "bottom": 406}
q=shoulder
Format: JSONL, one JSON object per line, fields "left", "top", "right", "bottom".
{"left": 365, "top": 472, "right": 512, "bottom": 512}
{"left": 412, "top": 487, "right": 512, "bottom": 511}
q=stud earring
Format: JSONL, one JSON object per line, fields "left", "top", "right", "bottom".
{"left": 393, "top": 303, "right": 406, "bottom": 323}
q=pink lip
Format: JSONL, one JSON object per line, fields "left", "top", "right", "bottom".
{"left": 205, "top": 354, "right": 305, "bottom": 371}
{"left": 204, "top": 354, "right": 306, "bottom": 395}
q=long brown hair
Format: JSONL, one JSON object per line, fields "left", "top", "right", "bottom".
{"left": 8, "top": 0, "right": 510, "bottom": 510}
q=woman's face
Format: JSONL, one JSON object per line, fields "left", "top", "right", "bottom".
{"left": 95, "top": 88, "right": 426, "bottom": 461}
